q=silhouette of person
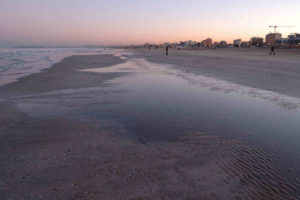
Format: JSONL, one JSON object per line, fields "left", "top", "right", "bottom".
{"left": 166, "top": 46, "right": 169, "bottom": 56}
{"left": 270, "top": 46, "right": 275, "bottom": 56}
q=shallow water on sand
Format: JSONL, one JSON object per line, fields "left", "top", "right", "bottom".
{"left": 0, "top": 47, "right": 125, "bottom": 86}
{"left": 15, "top": 55, "right": 300, "bottom": 180}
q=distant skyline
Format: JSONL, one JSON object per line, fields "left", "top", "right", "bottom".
{"left": 1, "top": 0, "right": 300, "bottom": 47}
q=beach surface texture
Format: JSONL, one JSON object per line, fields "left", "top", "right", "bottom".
{"left": 1, "top": 49, "right": 300, "bottom": 200}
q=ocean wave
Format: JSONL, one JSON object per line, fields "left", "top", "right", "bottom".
{"left": 0, "top": 48, "right": 104, "bottom": 86}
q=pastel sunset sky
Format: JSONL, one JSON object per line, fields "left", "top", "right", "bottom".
{"left": 1, "top": 0, "right": 299, "bottom": 47}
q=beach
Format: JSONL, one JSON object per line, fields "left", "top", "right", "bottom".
{"left": 1, "top": 49, "right": 300, "bottom": 200}
{"left": 135, "top": 48, "right": 300, "bottom": 98}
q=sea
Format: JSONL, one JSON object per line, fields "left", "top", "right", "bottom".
{"left": 0, "top": 47, "right": 105, "bottom": 86}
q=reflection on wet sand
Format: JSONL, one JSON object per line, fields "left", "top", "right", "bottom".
{"left": 1, "top": 53, "right": 300, "bottom": 199}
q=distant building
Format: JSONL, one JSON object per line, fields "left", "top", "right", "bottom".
{"left": 170, "top": 43, "right": 178, "bottom": 48}
{"left": 180, "top": 41, "right": 189, "bottom": 47}
{"left": 240, "top": 41, "right": 249, "bottom": 47}
{"left": 206, "top": 38, "right": 213, "bottom": 47}
{"left": 233, "top": 39, "right": 242, "bottom": 47}
{"left": 201, "top": 38, "right": 213, "bottom": 47}
{"left": 288, "top": 33, "right": 300, "bottom": 44}
{"left": 280, "top": 38, "right": 289, "bottom": 44}
{"left": 219, "top": 40, "right": 228, "bottom": 47}
{"left": 265, "top": 33, "right": 282, "bottom": 45}
{"left": 213, "top": 42, "right": 219, "bottom": 47}
{"left": 164, "top": 42, "right": 170, "bottom": 47}
{"left": 187, "top": 40, "right": 197, "bottom": 47}
{"left": 250, "top": 37, "right": 264, "bottom": 47}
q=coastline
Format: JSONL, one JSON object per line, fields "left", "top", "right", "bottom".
{"left": 0, "top": 54, "right": 126, "bottom": 95}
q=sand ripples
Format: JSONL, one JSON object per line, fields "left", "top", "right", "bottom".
{"left": 213, "top": 137, "right": 300, "bottom": 199}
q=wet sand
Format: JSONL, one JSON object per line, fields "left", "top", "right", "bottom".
{"left": 1, "top": 53, "right": 300, "bottom": 199}
{"left": 1, "top": 101, "right": 299, "bottom": 200}
{"left": 134, "top": 48, "right": 300, "bottom": 98}
{"left": 0, "top": 54, "right": 126, "bottom": 95}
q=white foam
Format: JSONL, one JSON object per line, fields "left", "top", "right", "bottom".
{"left": 0, "top": 48, "right": 105, "bottom": 86}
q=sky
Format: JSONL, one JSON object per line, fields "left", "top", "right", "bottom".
{"left": 1, "top": 0, "right": 300, "bottom": 47}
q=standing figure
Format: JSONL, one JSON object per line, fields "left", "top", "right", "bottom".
{"left": 270, "top": 46, "right": 275, "bottom": 56}
{"left": 166, "top": 46, "right": 169, "bottom": 56}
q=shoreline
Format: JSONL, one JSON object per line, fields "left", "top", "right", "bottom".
{"left": 0, "top": 48, "right": 108, "bottom": 87}
{"left": 0, "top": 54, "right": 126, "bottom": 96}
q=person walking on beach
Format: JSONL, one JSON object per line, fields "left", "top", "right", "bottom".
{"left": 270, "top": 46, "right": 275, "bottom": 56}
{"left": 166, "top": 46, "right": 169, "bottom": 56}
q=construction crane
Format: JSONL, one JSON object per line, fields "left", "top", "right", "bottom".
{"left": 269, "top": 25, "right": 296, "bottom": 33}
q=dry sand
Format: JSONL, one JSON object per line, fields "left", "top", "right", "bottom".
{"left": 1, "top": 53, "right": 300, "bottom": 199}
{"left": 134, "top": 48, "right": 300, "bottom": 98}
